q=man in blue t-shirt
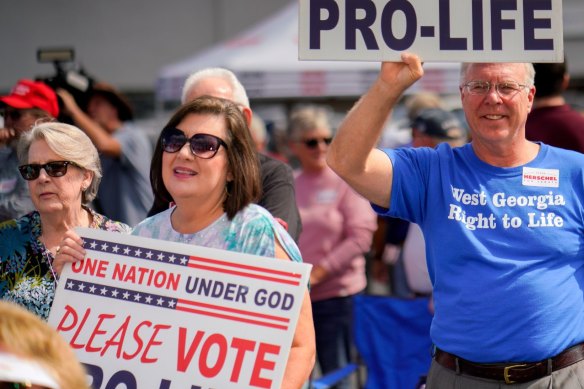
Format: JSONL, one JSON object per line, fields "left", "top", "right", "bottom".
{"left": 327, "top": 53, "right": 584, "bottom": 388}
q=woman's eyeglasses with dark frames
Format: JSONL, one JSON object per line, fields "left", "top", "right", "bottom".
{"left": 18, "top": 161, "right": 81, "bottom": 181}
{"left": 161, "top": 127, "right": 228, "bottom": 159}
{"left": 302, "top": 137, "right": 333, "bottom": 149}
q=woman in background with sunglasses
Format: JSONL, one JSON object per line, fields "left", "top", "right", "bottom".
{"left": 288, "top": 105, "right": 377, "bottom": 388}
{"left": 0, "top": 122, "right": 130, "bottom": 320}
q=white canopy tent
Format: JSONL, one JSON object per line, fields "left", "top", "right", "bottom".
{"left": 156, "top": 2, "right": 461, "bottom": 102}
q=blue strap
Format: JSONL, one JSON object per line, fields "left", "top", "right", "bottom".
{"left": 311, "top": 363, "right": 359, "bottom": 389}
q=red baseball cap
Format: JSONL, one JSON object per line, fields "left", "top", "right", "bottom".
{"left": 0, "top": 79, "right": 59, "bottom": 118}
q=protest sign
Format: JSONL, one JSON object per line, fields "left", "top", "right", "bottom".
{"left": 299, "top": 0, "right": 563, "bottom": 62}
{"left": 47, "top": 228, "right": 311, "bottom": 389}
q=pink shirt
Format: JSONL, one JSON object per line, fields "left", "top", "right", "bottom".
{"left": 295, "top": 167, "right": 377, "bottom": 301}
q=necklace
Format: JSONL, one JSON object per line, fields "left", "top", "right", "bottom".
{"left": 45, "top": 250, "right": 59, "bottom": 286}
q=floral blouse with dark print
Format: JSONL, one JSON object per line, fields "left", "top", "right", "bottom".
{"left": 0, "top": 208, "right": 130, "bottom": 320}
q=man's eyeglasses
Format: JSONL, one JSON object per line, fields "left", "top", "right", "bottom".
{"left": 302, "top": 137, "right": 333, "bottom": 149}
{"left": 18, "top": 161, "right": 81, "bottom": 181}
{"left": 161, "top": 127, "right": 228, "bottom": 159}
{"left": 462, "top": 81, "right": 529, "bottom": 97}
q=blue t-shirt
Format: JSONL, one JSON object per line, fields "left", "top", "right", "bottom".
{"left": 132, "top": 204, "right": 302, "bottom": 263}
{"left": 376, "top": 143, "right": 584, "bottom": 362}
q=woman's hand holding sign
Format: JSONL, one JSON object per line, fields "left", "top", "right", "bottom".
{"left": 53, "top": 229, "right": 86, "bottom": 275}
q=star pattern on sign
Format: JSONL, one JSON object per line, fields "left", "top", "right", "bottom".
{"left": 81, "top": 238, "right": 192, "bottom": 269}
{"left": 64, "top": 279, "right": 178, "bottom": 310}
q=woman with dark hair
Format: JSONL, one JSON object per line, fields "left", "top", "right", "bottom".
{"left": 58, "top": 96, "right": 315, "bottom": 389}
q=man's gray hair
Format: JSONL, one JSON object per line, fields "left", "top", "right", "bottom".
{"left": 181, "top": 68, "right": 250, "bottom": 108}
{"left": 460, "top": 63, "right": 535, "bottom": 86}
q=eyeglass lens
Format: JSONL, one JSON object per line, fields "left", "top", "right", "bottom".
{"left": 161, "top": 127, "right": 226, "bottom": 159}
{"left": 18, "top": 161, "right": 76, "bottom": 181}
{"left": 465, "top": 81, "right": 525, "bottom": 96}
{"left": 303, "top": 137, "right": 333, "bottom": 149}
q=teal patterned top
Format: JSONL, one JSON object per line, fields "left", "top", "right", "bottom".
{"left": 0, "top": 208, "right": 130, "bottom": 320}
{"left": 132, "top": 204, "right": 302, "bottom": 263}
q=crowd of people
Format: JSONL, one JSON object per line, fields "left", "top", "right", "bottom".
{"left": 1, "top": 52, "right": 584, "bottom": 389}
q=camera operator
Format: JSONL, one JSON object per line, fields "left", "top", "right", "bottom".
{"left": 0, "top": 79, "right": 58, "bottom": 222}
{"left": 57, "top": 84, "right": 153, "bottom": 227}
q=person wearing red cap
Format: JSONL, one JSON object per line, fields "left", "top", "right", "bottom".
{"left": 0, "top": 79, "right": 59, "bottom": 222}
{"left": 57, "top": 84, "right": 153, "bottom": 226}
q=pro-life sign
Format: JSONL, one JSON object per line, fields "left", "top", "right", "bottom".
{"left": 299, "top": 0, "right": 563, "bottom": 62}
{"left": 47, "top": 228, "right": 311, "bottom": 389}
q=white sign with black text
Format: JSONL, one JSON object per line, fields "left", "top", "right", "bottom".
{"left": 299, "top": 0, "right": 563, "bottom": 62}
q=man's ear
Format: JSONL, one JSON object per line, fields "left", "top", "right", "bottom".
{"left": 242, "top": 107, "right": 253, "bottom": 127}
{"left": 562, "top": 73, "right": 570, "bottom": 91}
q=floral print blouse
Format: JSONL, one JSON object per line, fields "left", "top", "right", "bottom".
{"left": 0, "top": 208, "right": 130, "bottom": 320}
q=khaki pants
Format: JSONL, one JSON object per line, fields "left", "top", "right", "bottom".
{"left": 426, "top": 358, "right": 584, "bottom": 389}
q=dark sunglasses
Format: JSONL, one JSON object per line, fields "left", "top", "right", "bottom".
{"left": 18, "top": 161, "right": 81, "bottom": 181}
{"left": 161, "top": 127, "right": 228, "bottom": 159}
{"left": 1, "top": 109, "right": 24, "bottom": 121}
{"left": 302, "top": 137, "right": 333, "bottom": 149}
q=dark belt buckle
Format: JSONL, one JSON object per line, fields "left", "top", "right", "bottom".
{"left": 503, "top": 364, "right": 527, "bottom": 384}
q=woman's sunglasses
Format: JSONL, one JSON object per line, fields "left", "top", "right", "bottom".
{"left": 161, "top": 127, "right": 228, "bottom": 159}
{"left": 18, "top": 161, "right": 80, "bottom": 181}
{"left": 302, "top": 137, "right": 333, "bottom": 149}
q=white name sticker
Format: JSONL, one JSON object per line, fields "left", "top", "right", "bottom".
{"left": 522, "top": 167, "right": 559, "bottom": 188}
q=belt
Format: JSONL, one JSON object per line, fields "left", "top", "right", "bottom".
{"left": 434, "top": 342, "right": 584, "bottom": 385}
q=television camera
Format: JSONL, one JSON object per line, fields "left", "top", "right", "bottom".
{"left": 36, "top": 47, "right": 96, "bottom": 122}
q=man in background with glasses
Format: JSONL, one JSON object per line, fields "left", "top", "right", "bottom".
{"left": 327, "top": 54, "right": 584, "bottom": 388}
{"left": 0, "top": 79, "right": 58, "bottom": 222}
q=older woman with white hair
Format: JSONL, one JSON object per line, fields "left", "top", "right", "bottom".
{"left": 0, "top": 122, "right": 130, "bottom": 320}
